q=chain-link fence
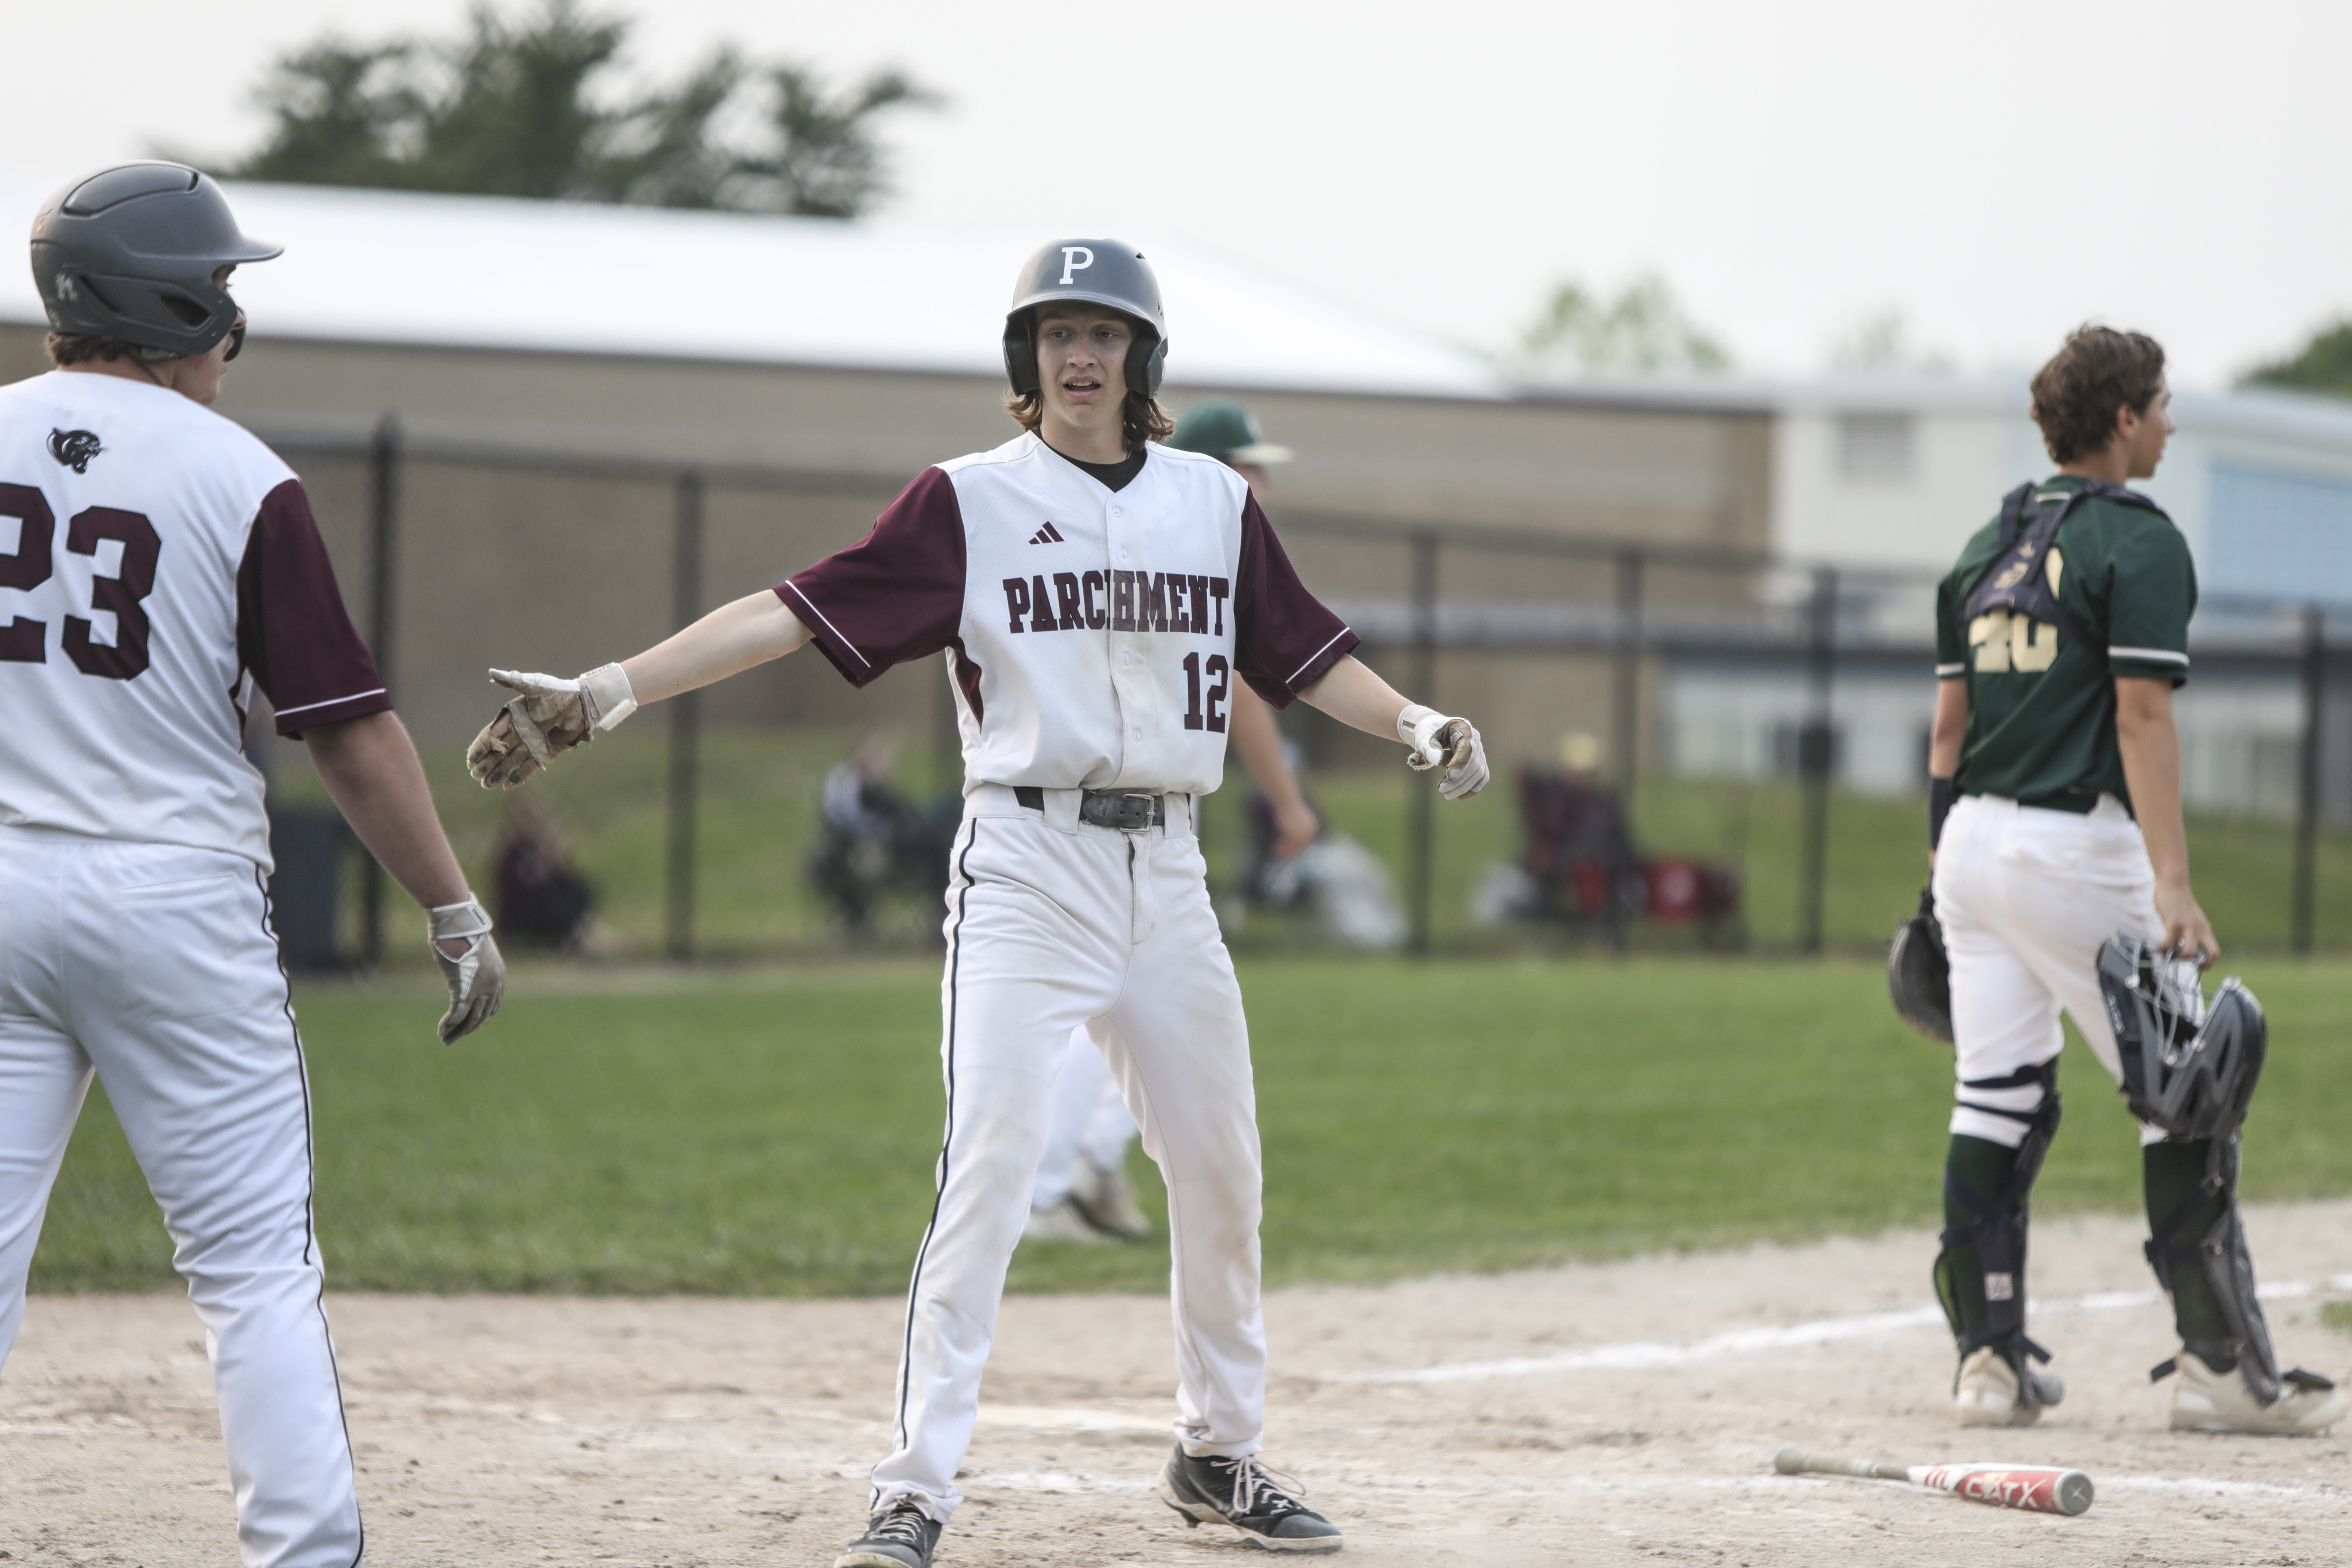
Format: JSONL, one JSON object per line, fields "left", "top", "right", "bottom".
{"left": 263, "top": 423, "right": 2352, "bottom": 965}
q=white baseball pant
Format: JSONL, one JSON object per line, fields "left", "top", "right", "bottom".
{"left": 1030, "top": 1024, "right": 1142, "bottom": 1213}
{"left": 1931, "top": 794, "right": 2168, "bottom": 1148}
{"left": 871, "top": 784, "right": 1265, "bottom": 1521}
{"left": 0, "top": 831, "right": 361, "bottom": 1568}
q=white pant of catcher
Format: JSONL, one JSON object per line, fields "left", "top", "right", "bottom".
{"left": 1933, "top": 793, "right": 2168, "bottom": 1148}
{"left": 870, "top": 785, "right": 1266, "bottom": 1521}
{"left": 0, "top": 830, "right": 361, "bottom": 1568}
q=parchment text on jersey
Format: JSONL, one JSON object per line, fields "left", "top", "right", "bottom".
{"left": 1002, "top": 571, "right": 1229, "bottom": 636}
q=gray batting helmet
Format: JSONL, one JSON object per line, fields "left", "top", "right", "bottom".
{"left": 1002, "top": 239, "right": 1166, "bottom": 398}
{"left": 31, "top": 162, "right": 280, "bottom": 359}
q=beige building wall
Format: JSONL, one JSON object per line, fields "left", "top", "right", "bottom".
{"left": 0, "top": 324, "right": 1770, "bottom": 762}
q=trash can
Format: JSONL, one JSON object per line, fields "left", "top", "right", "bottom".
{"left": 267, "top": 804, "right": 351, "bottom": 971}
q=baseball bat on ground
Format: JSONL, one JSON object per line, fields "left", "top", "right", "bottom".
{"left": 1772, "top": 1445, "right": 2094, "bottom": 1516}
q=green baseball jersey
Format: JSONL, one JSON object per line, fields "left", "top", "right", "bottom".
{"left": 1934, "top": 475, "right": 2196, "bottom": 813}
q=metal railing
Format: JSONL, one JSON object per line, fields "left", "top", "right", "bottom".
{"left": 286, "top": 418, "right": 2352, "bottom": 962}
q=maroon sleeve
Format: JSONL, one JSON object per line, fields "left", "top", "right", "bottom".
{"left": 1232, "top": 495, "right": 1358, "bottom": 708}
{"left": 235, "top": 478, "right": 391, "bottom": 737}
{"left": 778, "top": 466, "right": 968, "bottom": 688}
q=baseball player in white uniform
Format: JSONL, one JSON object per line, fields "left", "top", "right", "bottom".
{"left": 0, "top": 164, "right": 505, "bottom": 1568}
{"left": 1025, "top": 399, "right": 1318, "bottom": 1247}
{"left": 465, "top": 238, "right": 1487, "bottom": 1566}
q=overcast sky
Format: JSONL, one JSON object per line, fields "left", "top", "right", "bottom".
{"left": 9, "top": 0, "right": 2346, "bottom": 387}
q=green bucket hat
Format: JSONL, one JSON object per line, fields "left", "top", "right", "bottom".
{"left": 1169, "top": 399, "right": 1293, "bottom": 464}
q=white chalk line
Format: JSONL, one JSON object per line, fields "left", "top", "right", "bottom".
{"left": 951, "top": 1468, "right": 2352, "bottom": 1505}
{"left": 1322, "top": 1273, "right": 2352, "bottom": 1385}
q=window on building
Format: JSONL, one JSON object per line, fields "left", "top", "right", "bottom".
{"left": 2208, "top": 462, "right": 2352, "bottom": 604}
{"left": 1837, "top": 412, "right": 1915, "bottom": 482}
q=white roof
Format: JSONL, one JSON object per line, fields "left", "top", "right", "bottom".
{"left": 0, "top": 174, "right": 1500, "bottom": 401}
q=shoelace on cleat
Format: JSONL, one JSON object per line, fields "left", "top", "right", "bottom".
{"left": 868, "top": 1502, "right": 932, "bottom": 1546}
{"left": 1204, "top": 1455, "right": 1314, "bottom": 1520}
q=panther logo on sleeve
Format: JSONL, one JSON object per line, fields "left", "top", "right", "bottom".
{"left": 48, "top": 427, "right": 104, "bottom": 473}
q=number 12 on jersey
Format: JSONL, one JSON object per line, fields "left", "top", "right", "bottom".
{"left": 1182, "top": 651, "right": 1229, "bottom": 732}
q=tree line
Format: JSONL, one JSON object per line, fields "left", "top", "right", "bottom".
{"left": 216, "top": 0, "right": 935, "bottom": 219}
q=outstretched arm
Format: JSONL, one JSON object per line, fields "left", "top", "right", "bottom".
{"left": 623, "top": 591, "right": 811, "bottom": 704}
{"left": 469, "top": 592, "right": 809, "bottom": 790}
{"left": 1297, "top": 655, "right": 1410, "bottom": 738}
{"left": 1297, "top": 654, "right": 1487, "bottom": 798}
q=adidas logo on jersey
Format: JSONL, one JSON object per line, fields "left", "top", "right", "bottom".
{"left": 48, "top": 428, "right": 103, "bottom": 474}
{"left": 1028, "top": 522, "right": 1067, "bottom": 545}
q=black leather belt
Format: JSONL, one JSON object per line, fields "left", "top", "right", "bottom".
{"left": 1014, "top": 786, "right": 1166, "bottom": 830}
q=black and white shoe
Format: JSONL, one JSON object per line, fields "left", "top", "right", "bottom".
{"left": 1157, "top": 1446, "right": 1344, "bottom": 1553}
{"left": 834, "top": 1499, "right": 943, "bottom": 1568}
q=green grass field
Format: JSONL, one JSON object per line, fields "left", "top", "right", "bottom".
{"left": 30, "top": 956, "right": 2352, "bottom": 1297}
{"left": 273, "top": 726, "right": 2352, "bottom": 963}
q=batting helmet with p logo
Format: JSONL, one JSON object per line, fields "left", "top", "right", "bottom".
{"left": 1002, "top": 238, "right": 1167, "bottom": 398}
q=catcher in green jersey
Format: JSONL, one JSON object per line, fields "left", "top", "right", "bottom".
{"left": 1923, "top": 325, "right": 2344, "bottom": 1434}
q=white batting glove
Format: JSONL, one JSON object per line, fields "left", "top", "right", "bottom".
{"left": 1397, "top": 703, "right": 1490, "bottom": 800}
{"left": 466, "top": 663, "right": 638, "bottom": 790}
{"left": 428, "top": 896, "right": 505, "bottom": 1043}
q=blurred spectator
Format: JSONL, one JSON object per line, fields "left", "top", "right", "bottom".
{"left": 807, "top": 733, "right": 959, "bottom": 937}
{"left": 490, "top": 795, "right": 606, "bottom": 951}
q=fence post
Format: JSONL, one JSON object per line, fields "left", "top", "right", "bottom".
{"left": 1407, "top": 530, "right": 1439, "bottom": 956}
{"left": 359, "top": 415, "right": 401, "bottom": 968}
{"left": 2293, "top": 604, "right": 2324, "bottom": 956}
{"left": 1613, "top": 548, "right": 1644, "bottom": 804}
{"left": 666, "top": 471, "right": 705, "bottom": 963}
{"left": 1797, "top": 566, "right": 1837, "bottom": 956}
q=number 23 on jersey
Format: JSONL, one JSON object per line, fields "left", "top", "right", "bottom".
{"left": 0, "top": 481, "right": 160, "bottom": 678}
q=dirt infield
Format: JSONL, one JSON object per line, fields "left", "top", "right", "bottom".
{"left": 7, "top": 1201, "right": 2351, "bottom": 1567}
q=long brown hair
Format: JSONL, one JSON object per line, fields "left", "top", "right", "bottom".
{"left": 1004, "top": 386, "right": 1174, "bottom": 451}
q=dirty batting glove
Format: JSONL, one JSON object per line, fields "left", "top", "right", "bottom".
{"left": 466, "top": 663, "right": 638, "bottom": 790}
{"left": 428, "top": 896, "right": 505, "bottom": 1043}
{"left": 1397, "top": 703, "right": 1490, "bottom": 800}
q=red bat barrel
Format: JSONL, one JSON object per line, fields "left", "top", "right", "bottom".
{"left": 1774, "top": 1447, "right": 2095, "bottom": 1516}
{"left": 1913, "top": 1463, "right": 2094, "bottom": 1516}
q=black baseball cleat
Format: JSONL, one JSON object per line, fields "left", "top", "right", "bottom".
{"left": 834, "top": 1498, "right": 943, "bottom": 1568}
{"left": 1157, "top": 1446, "right": 1344, "bottom": 1553}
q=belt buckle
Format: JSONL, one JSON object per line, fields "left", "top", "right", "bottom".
{"left": 1110, "top": 792, "right": 1156, "bottom": 831}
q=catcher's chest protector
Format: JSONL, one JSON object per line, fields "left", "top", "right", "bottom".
{"left": 1963, "top": 480, "right": 2167, "bottom": 658}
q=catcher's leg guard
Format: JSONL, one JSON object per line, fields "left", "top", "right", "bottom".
{"left": 2145, "top": 1135, "right": 2336, "bottom": 1406}
{"left": 1934, "top": 1058, "right": 2061, "bottom": 1405}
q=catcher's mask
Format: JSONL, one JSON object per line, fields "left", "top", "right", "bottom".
{"left": 2097, "top": 934, "right": 2266, "bottom": 1141}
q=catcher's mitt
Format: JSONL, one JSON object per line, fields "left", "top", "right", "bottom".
{"left": 1888, "top": 884, "right": 1953, "bottom": 1044}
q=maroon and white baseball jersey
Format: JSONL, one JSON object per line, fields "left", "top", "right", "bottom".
{"left": 781, "top": 432, "right": 1356, "bottom": 795}
{"left": 0, "top": 372, "right": 386, "bottom": 867}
